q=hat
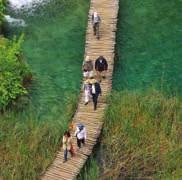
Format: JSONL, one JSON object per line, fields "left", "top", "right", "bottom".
{"left": 84, "top": 79, "right": 91, "bottom": 84}
{"left": 85, "top": 55, "right": 90, "bottom": 61}
{"left": 90, "top": 78, "right": 97, "bottom": 84}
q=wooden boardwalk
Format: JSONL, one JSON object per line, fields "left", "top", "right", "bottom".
{"left": 41, "top": 0, "right": 119, "bottom": 179}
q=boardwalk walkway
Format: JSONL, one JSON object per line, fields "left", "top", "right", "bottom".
{"left": 41, "top": 0, "right": 119, "bottom": 179}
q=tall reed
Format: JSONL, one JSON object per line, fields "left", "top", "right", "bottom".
{"left": 101, "top": 90, "right": 182, "bottom": 179}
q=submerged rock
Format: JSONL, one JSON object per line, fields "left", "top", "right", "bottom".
{"left": 4, "top": 15, "right": 26, "bottom": 27}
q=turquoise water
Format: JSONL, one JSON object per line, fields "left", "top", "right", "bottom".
{"left": 7, "top": 0, "right": 89, "bottom": 120}
{"left": 113, "top": 0, "right": 182, "bottom": 95}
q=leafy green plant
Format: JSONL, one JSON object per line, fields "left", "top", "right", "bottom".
{"left": 0, "top": 35, "right": 31, "bottom": 110}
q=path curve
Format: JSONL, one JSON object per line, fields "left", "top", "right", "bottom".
{"left": 41, "top": 0, "right": 119, "bottom": 179}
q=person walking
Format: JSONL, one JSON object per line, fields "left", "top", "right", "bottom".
{"left": 90, "top": 77, "right": 102, "bottom": 110}
{"left": 74, "top": 123, "right": 87, "bottom": 149}
{"left": 62, "top": 131, "right": 74, "bottom": 162}
{"left": 83, "top": 79, "right": 92, "bottom": 105}
{"left": 95, "top": 56, "right": 108, "bottom": 81}
{"left": 82, "top": 55, "right": 94, "bottom": 78}
{"left": 91, "top": 11, "right": 101, "bottom": 39}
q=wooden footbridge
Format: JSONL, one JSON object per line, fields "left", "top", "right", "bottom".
{"left": 41, "top": 0, "right": 119, "bottom": 179}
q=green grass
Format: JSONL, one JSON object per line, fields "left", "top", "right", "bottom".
{"left": 0, "top": 94, "right": 77, "bottom": 179}
{"left": 101, "top": 90, "right": 182, "bottom": 179}
{"left": 78, "top": 157, "right": 99, "bottom": 180}
{"left": 0, "top": 0, "right": 89, "bottom": 179}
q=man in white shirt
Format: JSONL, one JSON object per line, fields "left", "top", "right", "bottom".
{"left": 74, "top": 124, "right": 87, "bottom": 148}
{"left": 91, "top": 11, "right": 101, "bottom": 39}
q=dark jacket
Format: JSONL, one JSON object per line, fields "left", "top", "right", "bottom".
{"left": 95, "top": 57, "right": 108, "bottom": 71}
{"left": 92, "top": 82, "right": 101, "bottom": 96}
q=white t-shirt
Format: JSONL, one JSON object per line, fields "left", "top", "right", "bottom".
{"left": 74, "top": 127, "right": 87, "bottom": 140}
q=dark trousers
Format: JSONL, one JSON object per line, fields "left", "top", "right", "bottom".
{"left": 64, "top": 149, "right": 73, "bottom": 161}
{"left": 93, "top": 23, "right": 99, "bottom": 37}
{"left": 64, "top": 149, "right": 68, "bottom": 161}
{"left": 92, "top": 94, "right": 99, "bottom": 110}
{"left": 77, "top": 138, "right": 85, "bottom": 148}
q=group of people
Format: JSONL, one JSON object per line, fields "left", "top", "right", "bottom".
{"left": 62, "top": 11, "right": 108, "bottom": 162}
{"left": 83, "top": 55, "right": 108, "bottom": 110}
{"left": 62, "top": 123, "right": 86, "bottom": 162}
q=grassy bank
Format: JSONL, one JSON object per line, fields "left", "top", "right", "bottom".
{"left": 0, "top": 94, "right": 77, "bottom": 179}
{"left": 0, "top": 0, "right": 89, "bottom": 179}
{"left": 101, "top": 90, "right": 182, "bottom": 179}
{"left": 78, "top": 157, "right": 99, "bottom": 180}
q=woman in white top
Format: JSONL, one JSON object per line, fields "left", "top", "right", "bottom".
{"left": 62, "top": 131, "right": 74, "bottom": 162}
{"left": 83, "top": 79, "right": 92, "bottom": 105}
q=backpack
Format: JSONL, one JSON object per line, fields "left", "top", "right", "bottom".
{"left": 78, "top": 123, "right": 84, "bottom": 131}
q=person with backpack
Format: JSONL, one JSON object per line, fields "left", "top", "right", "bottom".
{"left": 90, "top": 77, "right": 102, "bottom": 110}
{"left": 95, "top": 56, "right": 108, "bottom": 81}
{"left": 74, "top": 123, "right": 87, "bottom": 149}
{"left": 82, "top": 55, "right": 94, "bottom": 78}
{"left": 91, "top": 11, "right": 101, "bottom": 39}
{"left": 62, "top": 131, "right": 74, "bottom": 163}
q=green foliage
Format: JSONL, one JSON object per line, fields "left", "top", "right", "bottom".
{"left": 78, "top": 158, "right": 99, "bottom": 180}
{"left": 0, "top": 92, "right": 77, "bottom": 179}
{"left": 0, "top": 0, "right": 5, "bottom": 26}
{"left": 0, "top": 35, "right": 31, "bottom": 110}
{"left": 101, "top": 90, "right": 182, "bottom": 179}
